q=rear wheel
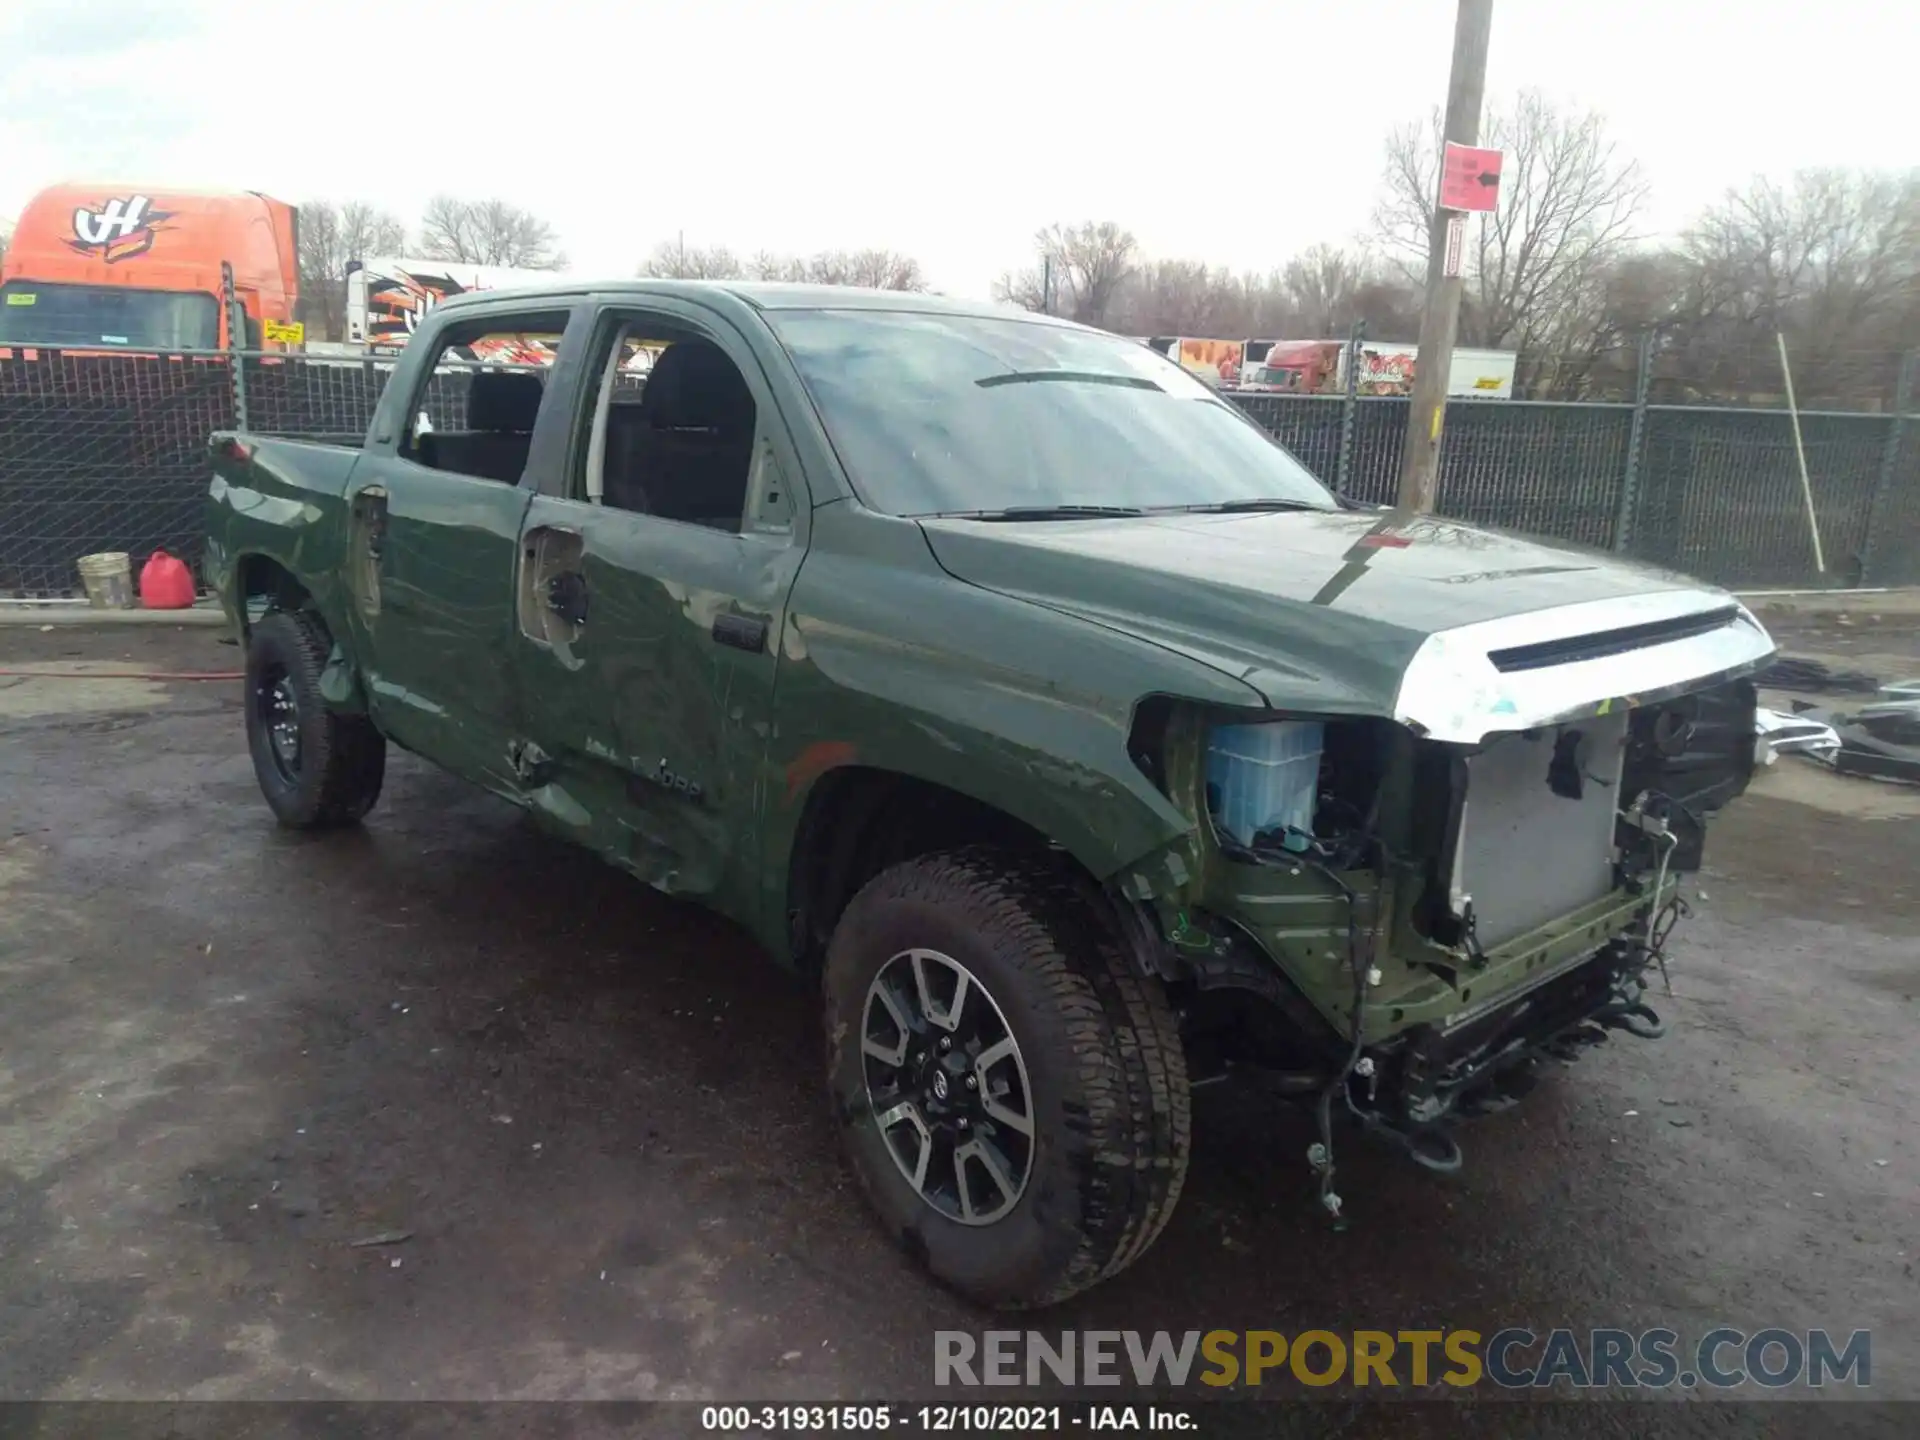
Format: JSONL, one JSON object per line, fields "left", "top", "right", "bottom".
{"left": 823, "top": 847, "right": 1190, "bottom": 1309}
{"left": 244, "top": 610, "right": 385, "bottom": 828}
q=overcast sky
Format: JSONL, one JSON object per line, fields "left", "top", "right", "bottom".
{"left": 2, "top": 0, "right": 1914, "bottom": 297}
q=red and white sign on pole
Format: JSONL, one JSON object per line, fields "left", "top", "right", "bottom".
{"left": 1439, "top": 142, "right": 1503, "bottom": 212}
{"left": 1442, "top": 214, "right": 1467, "bottom": 278}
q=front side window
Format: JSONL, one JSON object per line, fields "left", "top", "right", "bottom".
{"left": 0, "top": 280, "right": 218, "bottom": 349}
{"left": 768, "top": 310, "right": 1334, "bottom": 518}
{"left": 581, "top": 315, "right": 760, "bottom": 533}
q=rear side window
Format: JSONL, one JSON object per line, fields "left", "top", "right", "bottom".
{"left": 400, "top": 309, "right": 570, "bottom": 484}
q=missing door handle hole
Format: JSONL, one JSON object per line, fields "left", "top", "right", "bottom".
{"left": 545, "top": 572, "right": 589, "bottom": 627}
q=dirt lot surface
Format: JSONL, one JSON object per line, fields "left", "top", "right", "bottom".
{"left": 1, "top": 611, "right": 1916, "bottom": 1437}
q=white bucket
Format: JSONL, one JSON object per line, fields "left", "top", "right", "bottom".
{"left": 76, "top": 551, "right": 135, "bottom": 610}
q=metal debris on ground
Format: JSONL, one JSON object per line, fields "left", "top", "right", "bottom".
{"left": 1757, "top": 655, "right": 1881, "bottom": 695}
{"left": 1754, "top": 708, "right": 1841, "bottom": 765}
{"left": 1757, "top": 696, "right": 1920, "bottom": 785}
{"left": 348, "top": 1230, "right": 414, "bottom": 1248}
{"left": 1829, "top": 700, "right": 1920, "bottom": 785}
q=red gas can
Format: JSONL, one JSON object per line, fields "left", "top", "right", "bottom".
{"left": 139, "top": 549, "right": 196, "bottom": 609}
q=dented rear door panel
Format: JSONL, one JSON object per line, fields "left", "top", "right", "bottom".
{"left": 342, "top": 454, "right": 531, "bottom": 782}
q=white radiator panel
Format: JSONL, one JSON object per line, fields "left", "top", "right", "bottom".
{"left": 1450, "top": 712, "right": 1628, "bottom": 949}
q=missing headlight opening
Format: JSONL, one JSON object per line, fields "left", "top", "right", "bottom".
{"left": 1145, "top": 674, "right": 1758, "bottom": 1222}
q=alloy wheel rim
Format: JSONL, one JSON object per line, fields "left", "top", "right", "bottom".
{"left": 861, "top": 948, "right": 1035, "bottom": 1225}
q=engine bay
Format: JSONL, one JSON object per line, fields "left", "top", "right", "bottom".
{"left": 1130, "top": 672, "right": 1761, "bottom": 1214}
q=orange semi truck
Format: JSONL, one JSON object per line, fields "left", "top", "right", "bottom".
{"left": 0, "top": 185, "right": 299, "bottom": 351}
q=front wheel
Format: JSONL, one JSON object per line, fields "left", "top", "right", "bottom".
{"left": 823, "top": 848, "right": 1191, "bottom": 1309}
{"left": 244, "top": 610, "right": 386, "bottom": 829}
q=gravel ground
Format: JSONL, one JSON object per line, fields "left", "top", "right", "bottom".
{"left": 0, "top": 615, "right": 1915, "bottom": 1438}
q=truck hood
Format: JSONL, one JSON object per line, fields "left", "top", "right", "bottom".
{"left": 918, "top": 508, "right": 1776, "bottom": 743}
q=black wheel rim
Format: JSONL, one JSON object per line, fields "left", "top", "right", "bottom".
{"left": 255, "top": 664, "right": 301, "bottom": 784}
{"left": 861, "top": 948, "right": 1034, "bottom": 1225}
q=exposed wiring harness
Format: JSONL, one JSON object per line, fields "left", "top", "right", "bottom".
{"left": 1623, "top": 789, "right": 1692, "bottom": 997}
{"left": 1236, "top": 792, "right": 1453, "bottom": 1225}
{"left": 1306, "top": 852, "right": 1367, "bottom": 1226}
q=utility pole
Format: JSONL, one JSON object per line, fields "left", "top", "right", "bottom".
{"left": 1396, "top": 0, "right": 1495, "bottom": 512}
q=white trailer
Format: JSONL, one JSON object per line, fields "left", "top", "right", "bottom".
{"left": 1339, "top": 342, "right": 1518, "bottom": 399}
{"left": 345, "top": 256, "right": 569, "bottom": 353}
{"left": 1446, "top": 347, "right": 1518, "bottom": 399}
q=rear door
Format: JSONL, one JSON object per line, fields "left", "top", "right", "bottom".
{"left": 340, "top": 302, "right": 585, "bottom": 790}
{"left": 508, "top": 299, "right": 809, "bottom": 915}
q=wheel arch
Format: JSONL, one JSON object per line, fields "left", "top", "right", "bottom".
{"left": 233, "top": 552, "right": 315, "bottom": 633}
{"left": 778, "top": 756, "right": 1187, "bottom": 973}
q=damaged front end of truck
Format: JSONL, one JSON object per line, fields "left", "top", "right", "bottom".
{"left": 1112, "top": 590, "right": 1774, "bottom": 1213}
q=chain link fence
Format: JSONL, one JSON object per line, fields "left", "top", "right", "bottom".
{"left": 1, "top": 350, "right": 235, "bottom": 598}
{"left": 2, "top": 347, "right": 1917, "bottom": 597}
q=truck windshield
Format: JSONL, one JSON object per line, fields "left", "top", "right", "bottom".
{"left": 0, "top": 281, "right": 219, "bottom": 350}
{"left": 770, "top": 310, "right": 1335, "bottom": 518}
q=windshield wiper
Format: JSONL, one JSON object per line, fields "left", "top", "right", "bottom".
{"left": 922, "top": 504, "right": 1149, "bottom": 522}
{"left": 1159, "top": 497, "right": 1329, "bottom": 515}
{"left": 976, "top": 371, "right": 1163, "bottom": 392}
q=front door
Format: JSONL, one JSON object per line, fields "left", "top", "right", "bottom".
{"left": 509, "top": 306, "right": 807, "bottom": 917}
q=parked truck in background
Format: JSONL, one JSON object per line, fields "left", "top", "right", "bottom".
{"left": 346, "top": 256, "right": 575, "bottom": 361}
{"left": 1144, "top": 335, "right": 1246, "bottom": 387}
{"left": 207, "top": 279, "right": 1770, "bottom": 1309}
{"left": 0, "top": 184, "right": 299, "bottom": 352}
{"left": 1242, "top": 339, "right": 1518, "bottom": 399}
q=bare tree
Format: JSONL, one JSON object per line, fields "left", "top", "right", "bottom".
{"left": 995, "top": 222, "right": 1139, "bottom": 327}
{"left": 1346, "top": 275, "right": 1425, "bottom": 341}
{"left": 646, "top": 242, "right": 927, "bottom": 290}
{"left": 1656, "top": 169, "right": 1920, "bottom": 406}
{"left": 296, "top": 199, "right": 407, "bottom": 340}
{"left": 746, "top": 249, "right": 795, "bottom": 281}
{"left": 1118, "top": 259, "right": 1257, "bottom": 337}
{"left": 417, "top": 196, "right": 566, "bottom": 269}
{"left": 1280, "top": 244, "right": 1378, "bottom": 336}
{"left": 1099, "top": 246, "right": 1422, "bottom": 344}
{"left": 1376, "top": 91, "right": 1647, "bottom": 393}
{"left": 639, "top": 237, "right": 744, "bottom": 280}
{"left": 798, "top": 248, "right": 927, "bottom": 290}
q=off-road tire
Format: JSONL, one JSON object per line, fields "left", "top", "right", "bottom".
{"left": 823, "top": 847, "right": 1191, "bottom": 1309}
{"left": 245, "top": 610, "right": 385, "bottom": 829}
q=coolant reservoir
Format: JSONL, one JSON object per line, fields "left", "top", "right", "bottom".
{"left": 1206, "top": 720, "right": 1324, "bottom": 848}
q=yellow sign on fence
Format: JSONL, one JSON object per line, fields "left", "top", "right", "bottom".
{"left": 262, "top": 319, "right": 305, "bottom": 346}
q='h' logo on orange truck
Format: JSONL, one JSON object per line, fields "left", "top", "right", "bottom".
{"left": 68, "top": 195, "right": 174, "bottom": 263}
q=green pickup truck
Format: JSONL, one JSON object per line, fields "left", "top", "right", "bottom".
{"left": 206, "top": 281, "right": 1773, "bottom": 1308}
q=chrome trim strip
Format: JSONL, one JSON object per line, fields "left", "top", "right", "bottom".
{"left": 1394, "top": 588, "right": 1775, "bottom": 745}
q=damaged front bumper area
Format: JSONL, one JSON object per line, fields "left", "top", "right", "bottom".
{"left": 1122, "top": 589, "right": 1773, "bottom": 1175}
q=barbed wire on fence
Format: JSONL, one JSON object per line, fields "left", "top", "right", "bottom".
{"left": 1, "top": 347, "right": 1916, "bottom": 598}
